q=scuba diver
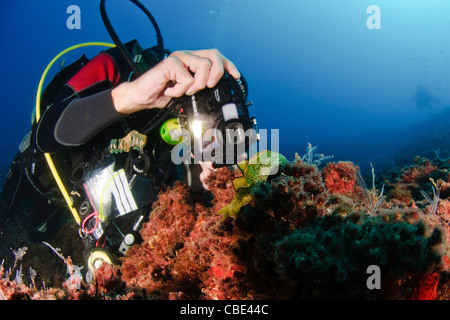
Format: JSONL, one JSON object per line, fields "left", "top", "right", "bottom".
{"left": 0, "top": 0, "right": 257, "bottom": 279}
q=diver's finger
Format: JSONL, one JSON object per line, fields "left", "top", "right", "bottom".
{"left": 189, "top": 49, "right": 241, "bottom": 87}
{"left": 184, "top": 55, "right": 211, "bottom": 95}
{"left": 191, "top": 49, "right": 224, "bottom": 87}
{"left": 190, "top": 59, "right": 212, "bottom": 94}
{"left": 170, "top": 51, "right": 212, "bottom": 95}
{"left": 222, "top": 57, "right": 241, "bottom": 80}
{"left": 162, "top": 56, "right": 195, "bottom": 97}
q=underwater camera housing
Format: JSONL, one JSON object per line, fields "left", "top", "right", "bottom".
{"left": 174, "top": 73, "right": 258, "bottom": 168}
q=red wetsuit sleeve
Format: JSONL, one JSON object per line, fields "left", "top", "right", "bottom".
{"left": 67, "top": 52, "right": 121, "bottom": 93}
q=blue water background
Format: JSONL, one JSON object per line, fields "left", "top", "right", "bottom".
{"left": 1, "top": 0, "right": 450, "bottom": 184}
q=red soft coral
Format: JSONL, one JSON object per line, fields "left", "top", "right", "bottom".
{"left": 322, "top": 161, "right": 358, "bottom": 195}
{"left": 172, "top": 203, "right": 249, "bottom": 300}
{"left": 94, "top": 263, "right": 125, "bottom": 294}
{"left": 120, "top": 182, "right": 198, "bottom": 294}
{"left": 205, "top": 167, "right": 242, "bottom": 213}
{"left": 411, "top": 272, "right": 440, "bottom": 300}
{"left": 120, "top": 169, "right": 254, "bottom": 300}
{"left": 401, "top": 158, "right": 437, "bottom": 185}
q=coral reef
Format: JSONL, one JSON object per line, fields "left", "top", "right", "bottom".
{"left": 322, "top": 161, "right": 358, "bottom": 195}
{"left": 2, "top": 153, "right": 450, "bottom": 300}
{"left": 120, "top": 170, "right": 256, "bottom": 300}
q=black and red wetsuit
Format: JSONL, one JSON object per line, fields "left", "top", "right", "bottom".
{"left": 34, "top": 41, "right": 137, "bottom": 154}
{"left": 1, "top": 40, "right": 165, "bottom": 234}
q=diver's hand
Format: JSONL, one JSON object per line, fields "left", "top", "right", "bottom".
{"left": 111, "top": 49, "right": 240, "bottom": 115}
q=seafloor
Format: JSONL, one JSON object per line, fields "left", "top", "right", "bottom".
{"left": 1, "top": 152, "right": 450, "bottom": 300}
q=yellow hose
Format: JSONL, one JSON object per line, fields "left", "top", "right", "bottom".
{"left": 35, "top": 42, "right": 116, "bottom": 225}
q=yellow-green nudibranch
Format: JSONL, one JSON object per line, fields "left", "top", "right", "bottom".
{"left": 217, "top": 150, "right": 288, "bottom": 220}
